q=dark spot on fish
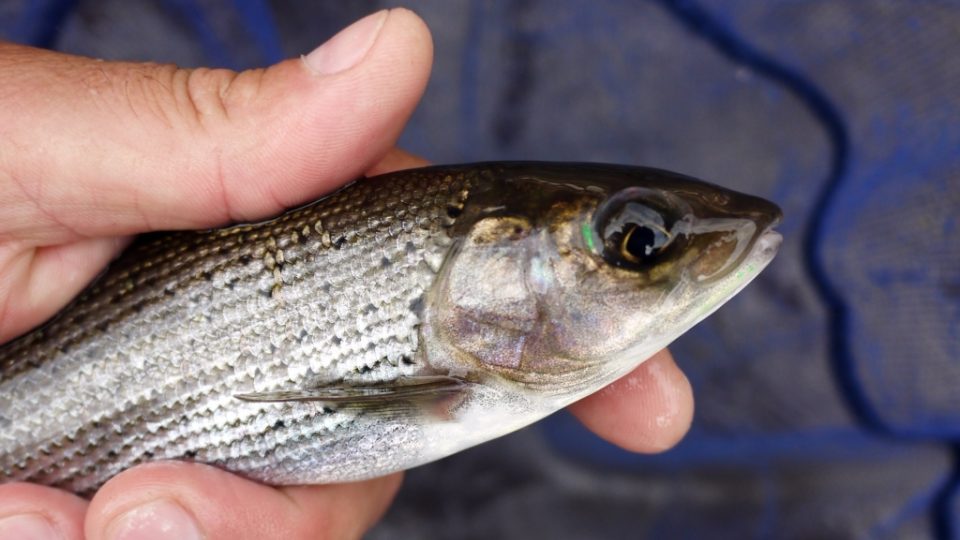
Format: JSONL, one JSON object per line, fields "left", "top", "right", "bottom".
{"left": 164, "top": 287, "right": 176, "bottom": 297}
{"left": 322, "top": 406, "right": 334, "bottom": 414}
{"left": 200, "top": 270, "right": 213, "bottom": 281}
{"left": 95, "top": 321, "right": 109, "bottom": 333}
{"left": 446, "top": 204, "right": 463, "bottom": 218}
{"left": 408, "top": 296, "right": 424, "bottom": 315}
{"left": 364, "top": 303, "right": 378, "bottom": 314}
{"left": 58, "top": 343, "right": 70, "bottom": 354}
{"left": 225, "top": 279, "right": 236, "bottom": 290}
{"left": 358, "top": 365, "right": 373, "bottom": 374}
{"left": 107, "top": 450, "right": 117, "bottom": 458}
{"left": 144, "top": 450, "right": 154, "bottom": 459}
{"left": 321, "top": 283, "right": 332, "bottom": 294}
{"left": 381, "top": 256, "right": 392, "bottom": 268}
{"left": 238, "top": 254, "right": 252, "bottom": 265}
{"left": 297, "top": 328, "right": 308, "bottom": 342}
{"left": 405, "top": 241, "right": 417, "bottom": 254}
{"left": 184, "top": 450, "right": 197, "bottom": 459}
{"left": 401, "top": 355, "right": 414, "bottom": 366}
{"left": 259, "top": 288, "right": 273, "bottom": 298}
{"left": 333, "top": 236, "right": 346, "bottom": 249}
{"left": 331, "top": 336, "right": 342, "bottom": 346}
{"left": 272, "top": 420, "right": 285, "bottom": 430}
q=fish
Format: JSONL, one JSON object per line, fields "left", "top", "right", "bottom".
{"left": 0, "top": 162, "right": 782, "bottom": 494}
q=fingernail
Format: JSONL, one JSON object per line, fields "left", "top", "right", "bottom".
{"left": 304, "top": 10, "right": 388, "bottom": 75}
{"left": 106, "top": 500, "right": 202, "bottom": 540}
{"left": 0, "top": 514, "right": 61, "bottom": 540}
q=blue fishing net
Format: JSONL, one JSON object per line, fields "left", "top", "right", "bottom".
{"left": 3, "top": 1, "right": 957, "bottom": 537}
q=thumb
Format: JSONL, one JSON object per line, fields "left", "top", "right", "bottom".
{"left": 0, "top": 8, "right": 432, "bottom": 244}
{"left": 0, "top": 8, "right": 431, "bottom": 342}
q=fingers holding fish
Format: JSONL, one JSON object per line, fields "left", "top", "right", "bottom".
{"left": 82, "top": 461, "right": 402, "bottom": 540}
{"left": 0, "top": 8, "right": 433, "bottom": 241}
{"left": 0, "top": 482, "right": 88, "bottom": 540}
{"left": 0, "top": 8, "right": 433, "bottom": 344}
{"left": 568, "top": 349, "right": 694, "bottom": 453}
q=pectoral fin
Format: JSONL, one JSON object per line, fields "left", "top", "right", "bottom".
{"left": 234, "top": 375, "right": 469, "bottom": 404}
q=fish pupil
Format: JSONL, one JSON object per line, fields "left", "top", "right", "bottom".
{"left": 596, "top": 197, "right": 678, "bottom": 269}
{"left": 620, "top": 223, "right": 667, "bottom": 264}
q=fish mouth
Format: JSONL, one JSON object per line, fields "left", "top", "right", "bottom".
{"left": 730, "top": 227, "right": 781, "bottom": 285}
{"left": 755, "top": 228, "right": 783, "bottom": 261}
{"left": 745, "top": 199, "right": 783, "bottom": 268}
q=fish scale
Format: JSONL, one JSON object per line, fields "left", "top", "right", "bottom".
{"left": 0, "top": 168, "right": 471, "bottom": 493}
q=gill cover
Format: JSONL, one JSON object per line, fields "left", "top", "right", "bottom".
{"left": 422, "top": 162, "right": 781, "bottom": 394}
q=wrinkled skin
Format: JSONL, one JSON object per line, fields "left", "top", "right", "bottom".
{"left": 0, "top": 9, "right": 692, "bottom": 540}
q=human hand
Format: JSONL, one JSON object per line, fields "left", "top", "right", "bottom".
{"left": 0, "top": 9, "right": 692, "bottom": 539}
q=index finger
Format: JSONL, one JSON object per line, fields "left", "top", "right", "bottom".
{"left": 84, "top": 462, "right": 401, "bottom": 540}
{"left": 567, "top": 349, "right": 694, "bottom": 452}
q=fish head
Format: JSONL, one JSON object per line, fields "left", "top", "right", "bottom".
{"left": 426, "top": 163, "right": 782, "bottom": 403}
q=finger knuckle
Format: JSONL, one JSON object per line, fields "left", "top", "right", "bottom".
{"left": 95, "top": 63, "right": 241, "bottom": 134}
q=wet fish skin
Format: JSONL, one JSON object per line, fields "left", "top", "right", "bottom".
{"left": 0, "top": 162, "right": 782, "bottom": 494}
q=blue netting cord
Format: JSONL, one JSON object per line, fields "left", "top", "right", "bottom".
{"left": 161, "top": 0, "right": 237, "bottom": 69}
{"left": 937, "top": 449, "right": 960, "bottom": 540}
{"left": 5, "top": 0, "right": 77, "bottom": 48}
{"left": 232, "top": 0, "right": 284, "bottom": 65}
{"left": 653, "top": 0, "right": 866, "bottom": 431}
{"left": 653, "top": 1, "right": 959, "bottom": 537}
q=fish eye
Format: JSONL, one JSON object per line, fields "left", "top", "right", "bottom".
{"left": 593, "top": 188, "right": 689, "bottom": 270}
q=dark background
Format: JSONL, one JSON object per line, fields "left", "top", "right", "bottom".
{"left": 3, "top": 1, "right": 957, "bottom": 538}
